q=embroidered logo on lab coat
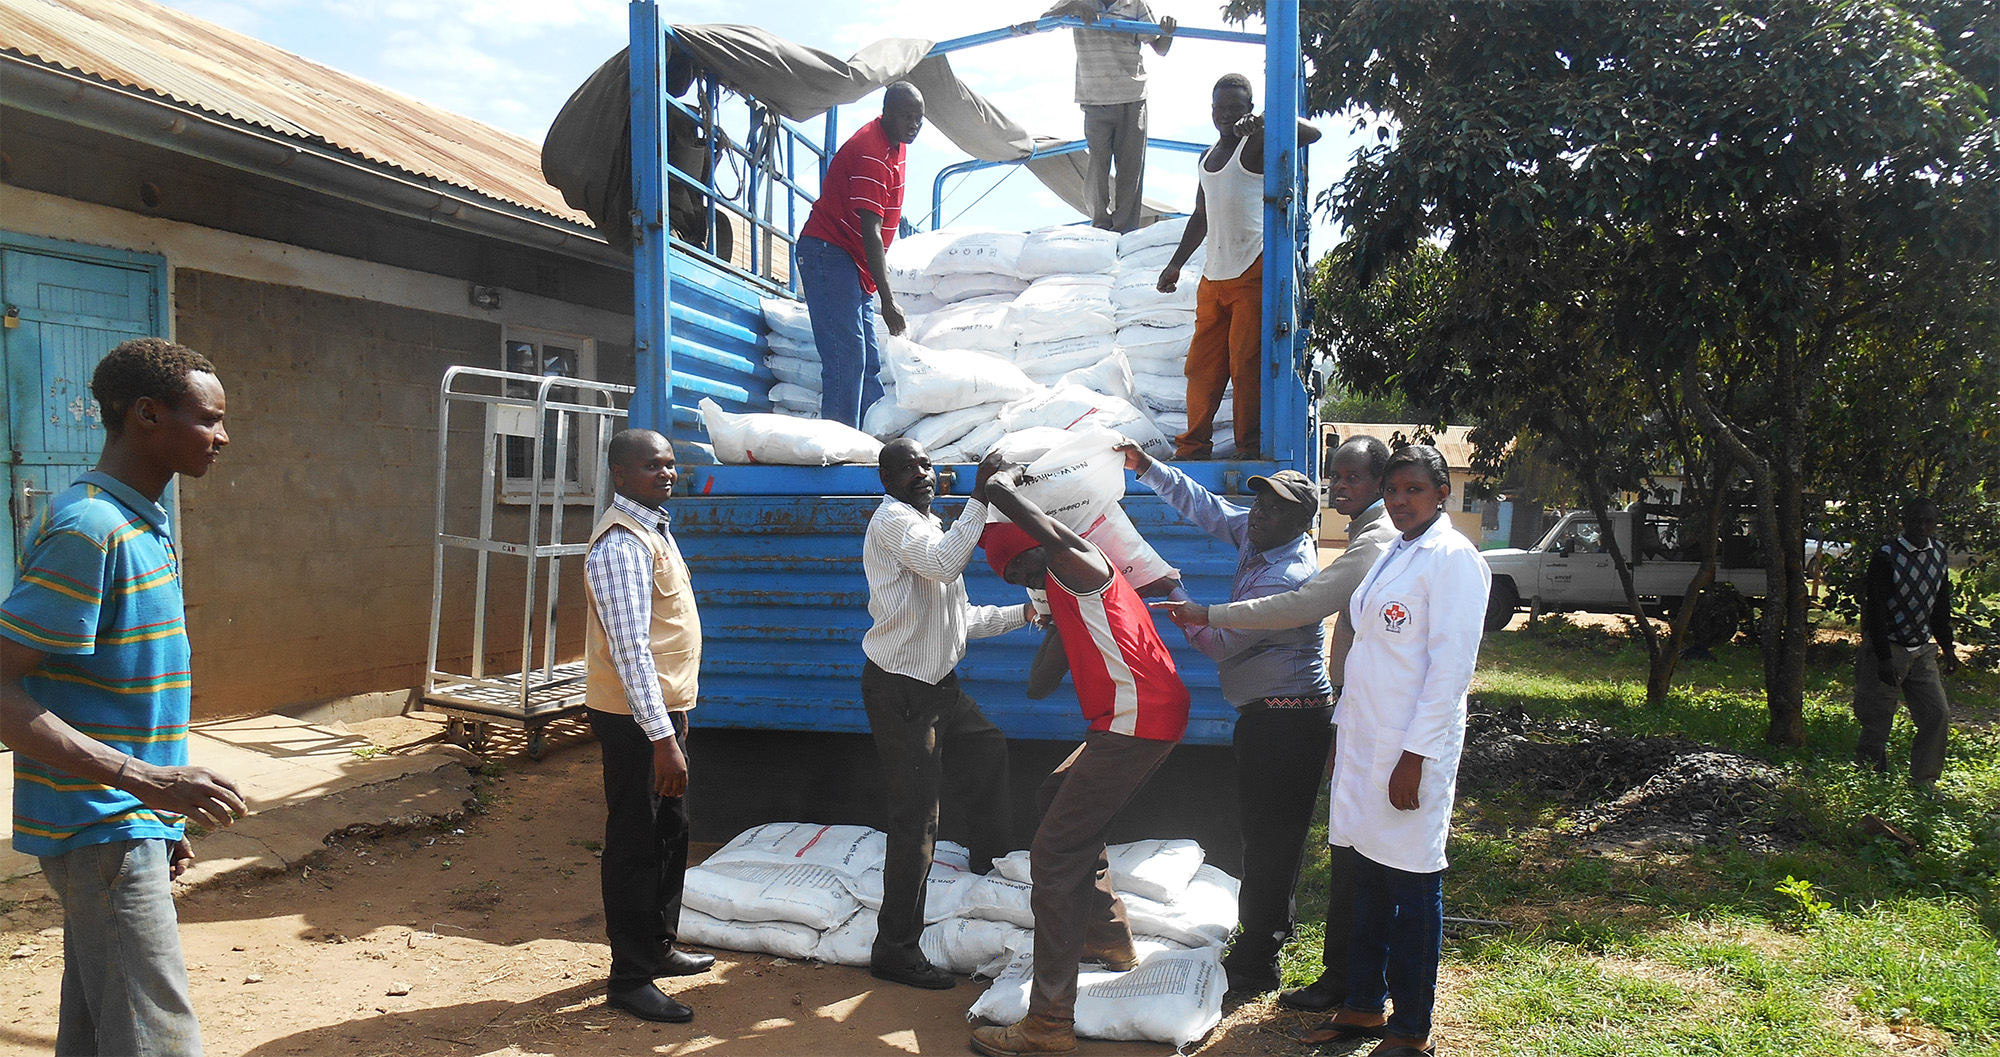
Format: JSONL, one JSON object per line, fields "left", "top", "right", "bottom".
{"left": 1381, "top": 601, "right": 1411, "bottom": 633}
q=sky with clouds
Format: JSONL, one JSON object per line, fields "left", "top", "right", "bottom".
{"left": 159, "top": 0, "right": 1363, "bottom": 247}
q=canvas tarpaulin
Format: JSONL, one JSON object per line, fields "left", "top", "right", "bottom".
{"left": 541, "top": 23, "right": 1171, "bottom": 249}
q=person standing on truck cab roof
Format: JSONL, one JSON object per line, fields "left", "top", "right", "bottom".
{"left": 859, "top": 437, "right": 1030, "bottom": 990}
{"left": 1156, "top": 73, "right": 1321, "bottom": 461}
{"left": 0, "top": 338, "right": 241, "bottom": 1057}
{"left": 970, "top": 451, "right": 1190, "bottom": 1057}
{"left": 798, "top": 81, "right": 925, "bottom": 430}
{"left": 1044, "top": 0, "right": 1176, "bottom": 233}
{"left": 1853, "top": 496, "right": 1959, "bottom": 792}
{"left": 582, "top": 428, "right": 715, "bottom": 1024}
{"left": 1149, "top": 436, "right": 1398, "bottom": 1016}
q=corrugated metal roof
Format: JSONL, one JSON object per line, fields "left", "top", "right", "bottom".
{"left": 0, "top": 0, "right": 591, "bottom": 225}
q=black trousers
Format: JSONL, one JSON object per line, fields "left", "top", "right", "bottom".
{"left": 1227, "top": 705, "right": 1336, "bottom": 971}
{"left": 590, "top": 707, "right": 691, "bottom": 993}
{"left": 862, "top": 660, "right": 1012, "bottom": 968}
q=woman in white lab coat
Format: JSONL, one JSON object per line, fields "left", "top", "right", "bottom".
{"left": 1308, "top": 444, "right": 1489, "bottom": 1057}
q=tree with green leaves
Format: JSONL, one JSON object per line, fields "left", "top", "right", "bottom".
{"left": 1243, "top": 0, "right": 2000, "bottom": 744}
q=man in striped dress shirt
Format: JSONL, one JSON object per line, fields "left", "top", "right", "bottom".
{"left": 861, "top": 437, "right": 1030, "bottom": 990}
{"left": 0, "top": 338, "right": 244, "bottom": 1057}
{"left": 1854, "top": 496, "right": 1960, "bottom": 790}
{"left": 582, "top": 429, "right": 713, "bottom": 1023}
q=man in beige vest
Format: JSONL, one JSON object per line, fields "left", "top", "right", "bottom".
{"left": 583, "top": 428, "right": 712, "bottom": 1023}
{"left": 1155, "top": 435, "right": 1395, "bottom": 1024}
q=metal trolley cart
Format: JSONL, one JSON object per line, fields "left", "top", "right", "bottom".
{"left": 422, "top": 366, "right": 633, "bottom": 759}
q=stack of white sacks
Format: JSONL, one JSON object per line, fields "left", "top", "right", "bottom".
{"left": 751, "top": 219, "right": 1236, "bottom": 466}
{"left": 679, "top": 822, "right": 1237, "bottom": 1048}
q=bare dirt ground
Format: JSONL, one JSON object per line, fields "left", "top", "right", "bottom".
{"left": 0, "top": 726, "right": 1360, "bottom": 1057}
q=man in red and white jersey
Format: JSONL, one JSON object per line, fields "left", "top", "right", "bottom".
{"left": 969, "top": 452, "right": 1189, "bottom": 1057}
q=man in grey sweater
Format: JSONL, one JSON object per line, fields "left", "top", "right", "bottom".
{"left": 1156, "top": 434, "right": 1396, "bottom": 1019}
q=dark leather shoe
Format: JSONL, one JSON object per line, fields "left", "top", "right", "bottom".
{"left": 607, "top": 983, "right": 693, "bottom": 1023}
{"left": 1221, "top": 951, "right": 1281, "bottom": 995}
{"left": 660, "top": 949, "right": 715, "bottom": 976}
{"left": 1278, "top": 971, "right": 1346, "bottom": 1012}
{"left": 870, "top": 958, "right": 955, "bottom": 990}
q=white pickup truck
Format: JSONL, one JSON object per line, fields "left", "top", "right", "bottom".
{"left": 1481, "top": 509, "right": 1770, "bottom": 631}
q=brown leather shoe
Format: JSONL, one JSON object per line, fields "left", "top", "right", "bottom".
{"left": 970, "top": 1014, "right": 1078, "bottom": 1056}
{"left": 1081, "top": 939, "right": 1140, "bottom": 972}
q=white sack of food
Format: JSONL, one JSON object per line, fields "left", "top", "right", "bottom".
{"left": 967, "top": 940, "right": 1225, "bottom": 1048}
{"left": 1017, "top": 224, "right": 1121, "bottom": 277}
{"left": 704, "top": 822, "right": 887, "bottom": 877}
{"left": 1117, "top": 320, "right": 1197, "bottom": 349}
{"left": 913, "top": 301, "right": 1019, "bottom": 355}
{"left": 766, "top": 354, "right": 821, "bottom": 390}
{"left": 982, "top": 424, "right": 1128, "bottom": 532}
{"left": 997, "top": 386, "right": 1173, "bottom": 460}
{"left": 882, "top": 336, "right": 1042, "bottom": 414}
{"left": 863, "top": 396, "right": 926, "bottom": 440}
{"left": 1134, "top": 372, "right": 1187, "bottom": 413}
{"left": 812, "top": 908, "right": 1027, "bottom": 977}
{"left": 1010, "top": 275, "right": 1118, "bottom": 344}
{"left": 1119, "top": 341, "right": 1189, "bottom": 374}
{"left": 934, "top": 271, "right": 1032, "bottom": 304}
{"left": 769, "top": 382, "right": 822, "bottom": 413}
{"left": 987, "top": 426, "right": 1081, "bottom": 466}
{"left": 905, "top": 402, "right": 1012, "bottom": 451}
{"left": 956, "top": 874, "right": 1037, "bottom": 929}
{"left": 886, "top": 227, "right": 957, "bottom": 293}
{"left": 1119, "top": 864, "right": 1240, "bottom": 949}
{"left": 699, "top": 399, "right": 881, "bottom": 466}
{"left": 1057, "top": 351, "right": 1136, "bottom": 407}
{"left": 766, "top": 331, "right": 820, "bottom": 362}
{"left": 929, "top": 229, "right": 1027, "bottom": 277}
{"left": 1016, "top": 333, "right": 1116, "bottom": 367}
{"left": 763, "top": 297, "right": 816, "bottom": 343}
{"left": 1116, "top": 242, "right": 1203, "bottom": 277}
{"left": 1086, "top": 503, "right": 1179, "bottom": 588}
{"left": 989, "top": 839, "right": 1204, "bottom": 905}
{"left": 1117, "top": 216, "right": 1189, "bottom": 258}
{"left": 1113, "top": 277, "right": 1199, "bottom": 313}
{"left": 680, "top": 860, "right": 863, "bottom": 930}
{"left": 677, "top": 906, "right": 822, "bottom": 960}
{"left": 843, "top": 841, "right": 971, "bottom": 912}
{"left": 899, "top": 290, "right": 948, "bottom": 316}
{"left": 950, "top": 420, "right": 1011, "bottom": 462}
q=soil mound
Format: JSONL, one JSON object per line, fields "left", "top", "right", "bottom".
{"left": 1461, "top": 705, "right": 1799, "bottom": 852}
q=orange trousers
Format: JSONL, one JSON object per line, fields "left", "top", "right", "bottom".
{"left": 1175, "top": 254, "right": 1262, "bottom": 459}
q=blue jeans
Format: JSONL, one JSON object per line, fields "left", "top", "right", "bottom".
{"left": 1344, "top": 851, "right": 1444, "bottom": 1041}
{"left": 40, "top": 839, "right": 202, "bottom": 1056}
{"left": 796, "top": 235, "right": 883, "bottom": 429}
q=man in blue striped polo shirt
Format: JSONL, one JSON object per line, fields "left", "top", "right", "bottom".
{"left": 0, "top": 338, "right": 244, "bottom": 1057}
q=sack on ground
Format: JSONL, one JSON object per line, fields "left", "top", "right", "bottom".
{"left": 681, "top": 860, "right": 863, "bottom": 931}
{"left": 700, "top": 399, "right": 881, "bottom": 466}
{"left": 988, "top": 838, "right": 1203, "bottom": 904}
{"left": 844, "top": 841, "right": 971, "bottom": 913}
{"left": 1017, "top": 224, "right": 1120, "bottom": 277}
{"left": 955, "top": 873, "right": 1037, "bottom": 929}
{"left": 678, "top": 906, "right": 822, "bottom": 960}
{"left": 881, "top": 336, "right": 1042, "bottom": 414}
{"left": 1120, "top": 864, "right": 1241, "bottom": 949}
{"left": 812, "top": 908, "right": 1026, "bottom": 977}
{"left": 704, "top": 822, "right": 887, "bottom": 877}
{"left": 967, "top": 940, "right": 1225, "bottom": 1048}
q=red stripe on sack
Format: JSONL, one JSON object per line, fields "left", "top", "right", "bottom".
{"left": 794, "top": 824, "right": 831, "bottom": 858}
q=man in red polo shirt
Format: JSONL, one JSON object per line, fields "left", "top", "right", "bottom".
{"left": 798, "top": 81, "right": 925, "bottom": 429}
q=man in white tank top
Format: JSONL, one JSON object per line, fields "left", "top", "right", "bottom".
{"left": 1156, "top": 74, "right": 1320, "bottom": 460}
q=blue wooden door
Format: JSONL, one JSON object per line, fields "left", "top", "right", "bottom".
{"left": 0, "top": 240, "right": 164, "bottom": 589}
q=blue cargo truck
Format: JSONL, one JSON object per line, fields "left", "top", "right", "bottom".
{"left": 620, "top": 0, "right": 1317, "bottom": 856}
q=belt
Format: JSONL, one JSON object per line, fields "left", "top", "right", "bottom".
{"left": 1241, "top": 694, "right": 1332, "bottom": 713}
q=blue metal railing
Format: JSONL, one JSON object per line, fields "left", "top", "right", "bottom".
{"left": 928, "top": 138, "right": 1208, "bottom": 231}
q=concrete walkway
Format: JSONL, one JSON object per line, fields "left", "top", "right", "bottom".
{"left": 1, "top": 712, "right": 478, "bottom": 892}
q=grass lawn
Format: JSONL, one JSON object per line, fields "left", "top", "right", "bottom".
{"left": 1272, "top": 617, "right": 2000, "bottom": 1056}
